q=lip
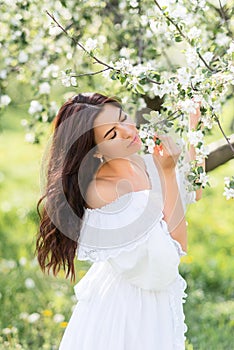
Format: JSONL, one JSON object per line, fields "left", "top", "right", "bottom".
{"left": 128, "top": 133, "right": 141, "bottom": 147}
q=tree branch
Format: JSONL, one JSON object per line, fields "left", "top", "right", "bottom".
{"left": 153, "top": 0, "right": 216, "bottom": 72}
{"left": 218, "top": 0, "right": 233, "bottom": 38}
{"left": 71, "top": 68, "right": 110, "bottom": 78}
{"left": 214, "top": 113, "right": 234, "bottom": 153}
{"left": 46, "top": 11, "right": 114, "bottom": 71}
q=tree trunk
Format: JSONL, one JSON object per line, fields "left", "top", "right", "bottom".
{"left": 206, "top": 134, "right": 234, "bottom": 172}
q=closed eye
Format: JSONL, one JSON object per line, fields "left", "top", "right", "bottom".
{"left": 109, "top": 114, "right": 128, "bottom": 140}
{"left": 122, "top": 114, "right": 128, "bottom": 122}
{"left": 110, "top": 130, "right": 117, "bottom": 140}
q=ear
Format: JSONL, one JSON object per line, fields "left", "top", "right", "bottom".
{"left": 93, "top": 153, "right": 102, "bottom": 160}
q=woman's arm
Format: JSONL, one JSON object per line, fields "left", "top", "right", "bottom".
{"left": 161, "top": 169, "right": 188, "bottom": 252}
{"left": 189, "top": 102, "right": 205, "bottom": 201}
{"left": 153, "top": 136, "right": 188, "bottom": 252}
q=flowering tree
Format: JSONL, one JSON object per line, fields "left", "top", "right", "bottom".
{"left": 0, "top": 0, "right": 233, "bottom": 198}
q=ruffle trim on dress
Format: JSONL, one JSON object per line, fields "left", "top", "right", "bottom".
{"left": 77, "top": 224, "right": 158, "bottom": 263}
{"left": 170, "top": 238, "right": 187, "bottom": 258}
{"left": 168, "top": 275, "right": 188, "bottom": 350}
{"left": 160, "top": 219, "right": 187, "bottom": 258}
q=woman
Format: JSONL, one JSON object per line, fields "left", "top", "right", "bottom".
{"left": 36, "top": 92, "right": 202, "bottom": 350}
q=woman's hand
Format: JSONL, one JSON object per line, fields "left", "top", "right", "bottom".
{"left": 189, "top": 99, "right": 201, "bottom": 130}
{"left": 152, "top": 135, "right": 181, "bottom": 174}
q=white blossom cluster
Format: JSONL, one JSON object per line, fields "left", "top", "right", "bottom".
{"left": 0, "top": 0, "right": 233, "bottom": 195}
{"left": 223, "top": 176, "right": 234, "bottom": 200}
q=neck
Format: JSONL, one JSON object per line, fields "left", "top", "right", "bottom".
{"left": 100, "top": 156, "right": 137, "bottom": 177}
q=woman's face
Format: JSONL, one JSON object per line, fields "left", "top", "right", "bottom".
{"left": 93, "top": 103, "right": 142, "bottom": 160}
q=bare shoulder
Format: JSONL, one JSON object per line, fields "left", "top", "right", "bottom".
{"left": 85, "top": 179, "right": 117, "bottom": 210}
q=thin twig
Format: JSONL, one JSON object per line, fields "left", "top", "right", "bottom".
{"left": 214, "top": 113, "right": 234, "bottom": 153}
{"left": 153, "top": 0, "right": 216, "bottom": 72}
{"left": 146, "top": 77, "right": 161, "bottom": 85}
{"left": 71, "top": 68, "right": 110, "bottom": 78}
{"left": 154, "top": 111, "right": 183, "bottom": 126}
{"left": 46, "top": 11, "right": 114, "bottom": 71}
{"left": 218, "top": 0, "right": 233, "bottom": 39}
{"left": 137, "top": 0, "right": 144, "bottom": 64}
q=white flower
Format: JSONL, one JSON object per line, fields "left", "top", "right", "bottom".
{"left": 2, "top": 328, "right": 12, "bottom": 335}
{"left": 61, "top": 71, "right": 77, "bottom": 87}
{"left": 25, "top": 278, "right": 35, "bottom": 289}
{"left": 130, "top": 0, "right": 138, "bottom": 8}
{"left": 21, "top": 119, "right": 28, "bottom": 126}
{"left": 187, "top": 130, "right": 204, "bottom": 146}
{"left": 203, "top": 52, "right": 213, "bottom": 65}
{"left": 120, "top": 47, "right": 134, "bottom": 58}
{"left": 185, "top": 47, "right": 200, "bottom": 68}
{"left": 223, "top": 187, "right": 234, "bottom": 200}
{"left": 224, "top": 177, "right": 230, "bottom": 186}
{"left": 61, "top": 71, "right": 71, "bottom": 87}
{"left": 18, "top": 51, "right": 29, "bottom": 63}
{"left": 27, "top": 313, "right": 40, "bottom": 323}
{"left": 145, "top": 138, "right": 155, "bottom": 148}
{"left": 0, "top": 94, "right": 11, "bottom": 106}
{"left": 128, "top": 76, "right": 139, "bottom": 88}
{"left": 6, "top": 260, "right": 16, "bottom": 269}
{"left": 49, "top": 26, "right": 63, "bottom": 36}
{"left": 187, "top": 27, "right": 202, "bottom": 40}
{"left": 177, "top": 67, "right": 190, "bottom": 89}
{"left": 138, "top": 97, "right": 147, "bottom": 109}
{"left": 170, "top": 4, "right": 187, "bottom": 20}
{"left": 227, "top": 41, "right": 234, "bottom": 55}
{"left": 28, "top": 100, "right": 43, "bottom": 114}
{"left": 49, "top": 101, "right": 58, "bottom": 115}
{"left": 70, "top": 77, "right": 77, "bottom": 86}
{"left": 39, "top": 82, "right": 50, "bottom": 95}
{"left": 85, "top": 38, "right": 97, "bottom": 52}
{"left": 140, "top": 15, "right": 148, "bottom": 26}
{"left": 114, "top": 58, "right": 133, "bottom": 74}
{"left": 0, "top": 69, "right": 7, "bottom": 79}
{"left": 53, "top": 314, "right": 65, "bottom": 323}
{"left": 201, "top": 115, "right": 213, "bottom": 129}
{"left": 19, "top": 257, "right": 27, "bottom": 266}
{"left": 151, "top": 84, "right": 165, "bottom": 99}
{"left": 215, "top": 33, "right": 230, "bottom": 47}
{"left": 38, "top": 58, "right": 48, "bottom": 67}
{"left": 138, "top": 129, "right": 148, "bottom": 139}
{"left": 199, "top": 172, "right": 209, "bottom": 187}
{"left": 25, "top": 133, "right": 35, "bottom": 143}
{"left": 148, "top": 146, "right": 155, "bottom": 154}
{"left": 179, "top": 99, "right": 198, "bottom": 114}
{"left": 20, "top": 312, "right": 29, "bottom": 320}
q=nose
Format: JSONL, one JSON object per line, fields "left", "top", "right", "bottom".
{"left": 118, "top": 122, "right": 136, "bottom": 139}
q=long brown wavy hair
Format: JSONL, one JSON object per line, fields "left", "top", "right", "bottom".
{"left": 36, "top": 93, "right": 121, "bottom": 281}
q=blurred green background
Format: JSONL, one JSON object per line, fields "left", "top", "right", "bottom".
{"left": 0, "top": 91, "right": 234, "bottom": 349}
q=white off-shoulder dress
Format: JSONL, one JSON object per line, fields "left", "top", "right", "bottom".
{"left": 59, "top": 153, "right": 195, "bottom": 350}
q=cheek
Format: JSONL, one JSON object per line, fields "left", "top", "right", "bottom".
{"left": 100, "top": 139, "right": 142, "bottom": 158}
{"left": 97, "top": 139, "right": 129, "bottom": 156}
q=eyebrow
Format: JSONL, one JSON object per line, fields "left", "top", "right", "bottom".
{"left": 103, "top": 107, "right": 123, "bottom": 139}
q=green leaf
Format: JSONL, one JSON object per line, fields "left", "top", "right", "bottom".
{"left": 197, "top": 166, "right": 204, "bottom": 174}
{"left": 142, "top": 113, "right": 151, "bottom": 121}
{"left": 188, "top": 174, "right": 196, "bottom": 181}
{"left": 135, "top": 84, "right": 145, "bottom": 95}
{"left": 174, "top": 34, "right": 183, "bottom": 42}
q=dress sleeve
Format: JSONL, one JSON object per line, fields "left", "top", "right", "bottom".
{"left": 144, "top": 152, "right": 196, "bottom": 211}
